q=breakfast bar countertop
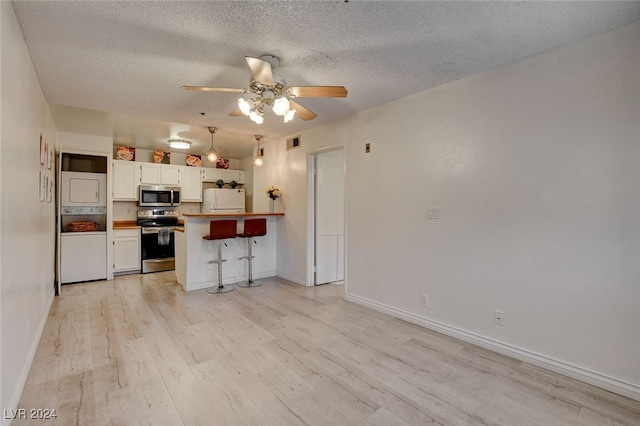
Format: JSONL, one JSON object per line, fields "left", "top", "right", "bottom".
{"left": 182, "top": 212, "right": 284, "bottom": 218}
{"left": 175, "top": 213, "right": 280, "bottom": 291}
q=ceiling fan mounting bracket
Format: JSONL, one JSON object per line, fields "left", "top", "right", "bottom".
{"left": 259, "top": 54, "right": 280, "bottom": 69}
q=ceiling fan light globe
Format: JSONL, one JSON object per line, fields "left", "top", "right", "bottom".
{"left": 272, "top": 97, "right": 290, "bottom": 116}
{"left": 249, "top": 110, "right": 264, "bottom": 124}
{"left": 238, "top": 98, "right": 252, "bottom": 116}
{"left": 283, "top": 109, "right": 296, "bottom": 123}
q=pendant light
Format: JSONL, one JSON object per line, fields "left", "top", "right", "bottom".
{"left": 206, "top": 126, "right": 219, "bottom": 163}
{"left": 253, "top": 135, "right": 264, "bottom": 167}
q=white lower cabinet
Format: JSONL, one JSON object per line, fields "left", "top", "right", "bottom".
{"left": 113, "top": 228, "right": 141, "bottom": 274}
{"left": 60, "top": 233, "right": 108, "bottom": 284}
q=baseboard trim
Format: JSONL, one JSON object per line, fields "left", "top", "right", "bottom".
{"left": 4, "top": 288, "right": 56, "bottom": 426}
{"left": 276, "top": 271, "right": 306, "bottom": 286}
{"left": 344, "top": 292, "right": 640, "bottom": 402}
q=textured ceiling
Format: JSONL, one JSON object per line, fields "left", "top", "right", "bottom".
{"left": 12, "top": 1, "right": 640, "bottom": 159}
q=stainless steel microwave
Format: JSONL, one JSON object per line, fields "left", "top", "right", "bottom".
{"left": 139, "top": 185, "right": 181, "bottom": 207}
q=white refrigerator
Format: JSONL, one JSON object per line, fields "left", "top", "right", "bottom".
{"left": 201, "top": 188, "right": 246, "bottom": 214}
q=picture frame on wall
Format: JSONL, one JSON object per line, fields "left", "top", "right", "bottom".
{"left": 39, "top": 171, "right": 46, "bottom": 202}
{"left": 46, "top": 175, "right": 53, "bottom": 203}
{"left": 39, "top": 134, "right": 46, "bottom": 165}
{"left": 47, "top": 139, "right": 53, "bottom": 170}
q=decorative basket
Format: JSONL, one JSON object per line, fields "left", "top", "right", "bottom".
{"left": 69, "top": 221, "right": 98, "bottom": 232}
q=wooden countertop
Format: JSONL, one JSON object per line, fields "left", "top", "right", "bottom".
{"left": 182, "top": 212, "right": 284, "bottom": 218}
{"left": 113, "top": 219, "right": 184, "bottom": 229}
{"left": 113, "top": 221, "right": 140, "bottom": 229}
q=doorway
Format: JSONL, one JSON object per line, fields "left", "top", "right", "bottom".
{"left": 311, "top": 148, "right": 345, "bottom": 285}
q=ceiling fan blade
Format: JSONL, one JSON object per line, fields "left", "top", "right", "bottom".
{"left": 246, "top": 56, "right": 275, "bottom": 86}
{"left": 181, "top": 86, "right": 245, "bottom": 93}
{"left": 289, "top": 86, "right": 348, "bottom": 98}
{"left": 229, "top": 108, "right": 243, "bottom": 117}
{"left": 290, "top": 100, "right": 317, "bottom": 121}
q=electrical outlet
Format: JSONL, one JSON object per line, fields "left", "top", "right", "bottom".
{"left": 421, "top": 294, "right": 429, "bottom": 307}
{"left": 494, "top": 310, "right": 504, "bottom": 326}
{"left": 427, "top": 208, "right": 439, "bottom": 219}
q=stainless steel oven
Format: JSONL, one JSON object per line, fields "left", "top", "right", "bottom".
{"left": 139, "top": 185, "right": 181, "bottom": 207}
{"left": 137, "top": 208, "right": 178, "bottom": 273}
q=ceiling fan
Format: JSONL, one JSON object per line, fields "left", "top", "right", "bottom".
{"left": 181, "top": 55, "right": 347, "bottom": 124}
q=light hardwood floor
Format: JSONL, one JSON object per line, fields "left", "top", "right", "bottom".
{"left": 16, "top": 272, "right": 640, "bottom": 425}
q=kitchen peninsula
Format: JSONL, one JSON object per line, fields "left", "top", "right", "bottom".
{"left": 175, "top": 213, "right": 283, "bottom": 291}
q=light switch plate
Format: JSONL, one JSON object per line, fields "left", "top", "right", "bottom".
{"left": 427, "top": 208, "right": 439, "bottom": 219}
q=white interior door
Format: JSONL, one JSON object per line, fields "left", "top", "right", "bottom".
{"left": 315, "top": 149, "right": 344, "bottom": 285}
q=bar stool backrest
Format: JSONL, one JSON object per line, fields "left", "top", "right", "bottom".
{"left": 239, "top": 218, "right": 267, "bottom": 237}
{"left": 208, "top": 219, "right": 237, "bottom": 240}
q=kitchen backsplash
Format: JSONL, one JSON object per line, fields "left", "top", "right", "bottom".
{"left": 112, "top": 201, "right": 201, "bottom": 220}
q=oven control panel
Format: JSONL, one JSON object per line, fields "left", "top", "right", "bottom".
{"left": 137, "top": 208, "right": 179, "bottom": 219}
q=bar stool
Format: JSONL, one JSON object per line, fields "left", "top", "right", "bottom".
{"left": 202, "top": 219, "right": 237, "bottom": 294}
{"left": 236, "top": 218, "right": 267, "bottom": 288}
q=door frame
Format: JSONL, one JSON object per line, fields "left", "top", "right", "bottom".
{"left": 306, "top": 145, "right": 346, "bottom": 287}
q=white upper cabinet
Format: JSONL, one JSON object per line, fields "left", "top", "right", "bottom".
{"left": 160, "top": 165, "right": 180, "bottom": 185}
{"left": 180, "top": 166, "right": 202, "bottom": 202}
{"left": 222, "top": 169, "right": 244, "bottom": 184}
{"left": 112, "top": 160, "right": 139, "bottom": 200}
{"left": 139, "top": 163, "right": 161, "bottom": 184}
{"left": 113, "top": 161, "right": 243, "bottom": 203}
{"left": 202, "top": 168, "right": 224, "bottom": 182}
{"left": 202, "top": 168, "right": 244, "bottom": 184}
{"left": 139, "top": 163, "right": 180, "bottom": 186}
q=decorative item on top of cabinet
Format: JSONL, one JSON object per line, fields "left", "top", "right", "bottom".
{"left": 153, "top": 150, "right": 170, "bottom": 164}
{"left": 186, "top": 154, "right": 202, "bottom": 167}
{"left": 116, "top": 146, "right": 135, "bottom": 161}
{"left": 215, "top": 158, "right": 230, "bottom": 169}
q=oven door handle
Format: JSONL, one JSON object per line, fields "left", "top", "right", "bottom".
{"left": 142, "top": 227, "right": 175, "bottom": 234}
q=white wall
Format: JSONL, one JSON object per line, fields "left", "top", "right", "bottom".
{"left": 253, "top": 122, "right": 349, "bottom": 285}
{"left": 57, "top": 131, "right": 112, "bottom": 154}
{"left": 1, "top": 2, "right": 57, "bottom": 417}
{"left": 263, "top": 22, "right": 640, "bottom": 399}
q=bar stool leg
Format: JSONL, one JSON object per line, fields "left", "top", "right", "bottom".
{"left": 237, "top": 238, "right": 262, "bottom": 288}
{"left": 206, "top": 240, "right": 234, "bottom": 294}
